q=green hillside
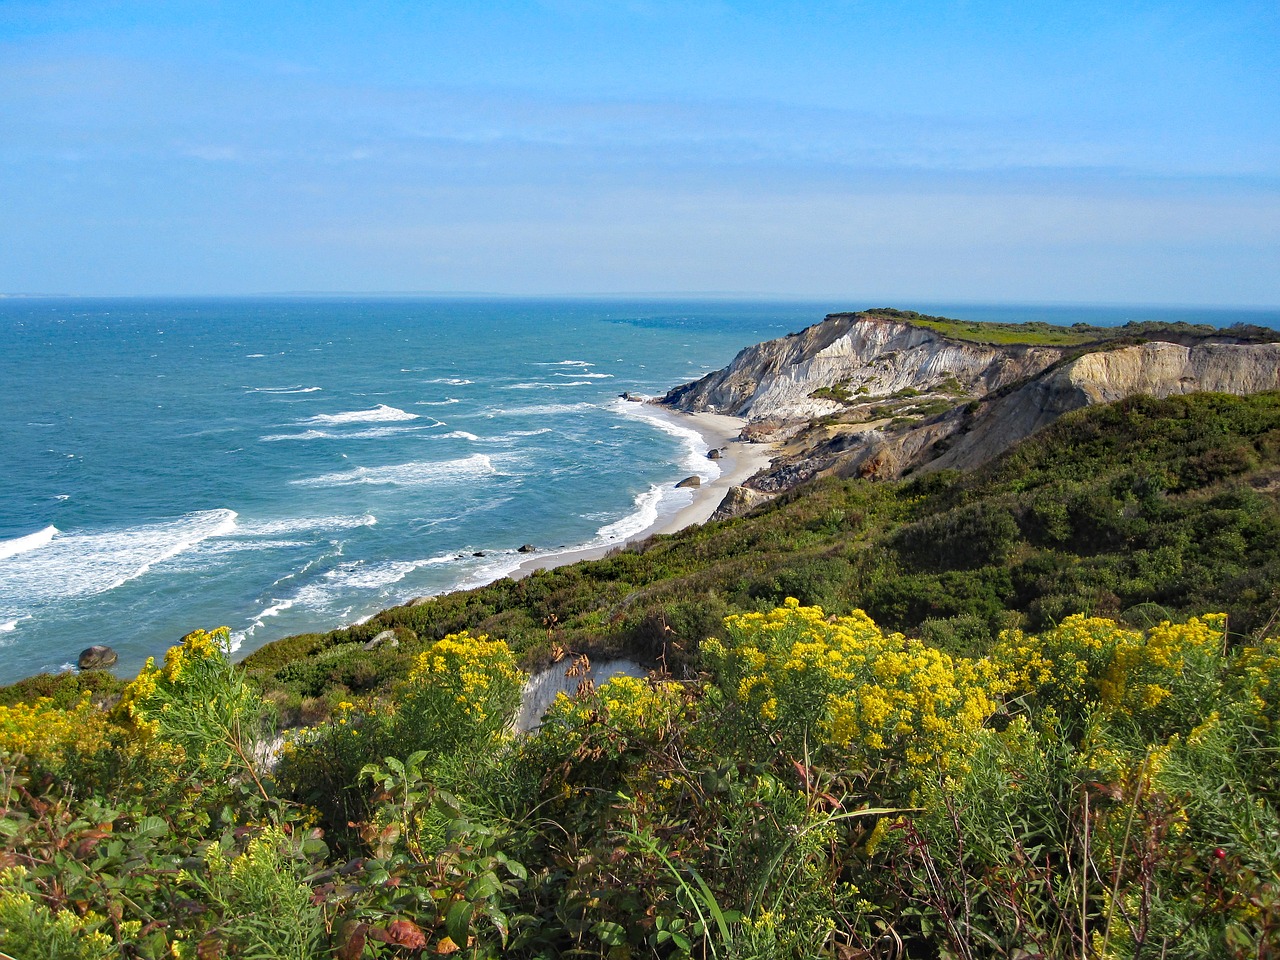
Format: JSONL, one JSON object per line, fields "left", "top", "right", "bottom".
{"left": 236, "top": 391, "right": 1280, "bottom": 721}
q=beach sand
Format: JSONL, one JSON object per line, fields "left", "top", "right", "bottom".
{"left": 510, "top": 405, "right": 776, "bottom": 578}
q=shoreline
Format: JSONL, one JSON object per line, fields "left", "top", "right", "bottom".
{"left": 503, "top": 404, "right": 775, "bottom": 579}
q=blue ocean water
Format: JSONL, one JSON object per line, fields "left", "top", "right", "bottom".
{"left": 0, "top": 298, "right": 822, "bottom": 682}
{"left": 2, "top": 297, "right": 1277, "bottom": 684}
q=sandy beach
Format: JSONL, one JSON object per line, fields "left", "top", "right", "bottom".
{"left": 510, "top": 404, "right": 776, "bottom": 578}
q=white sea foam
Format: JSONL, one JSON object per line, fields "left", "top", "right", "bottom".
{"left": 596, "top": 484, "right": 668, "bottom": 542}
{"left": 490, "top": 402, "right": 596, "bottom": 417}
{"left": 438, "top": 431, "right": 481, "bottom": 441}
{"left": 0, "top": 526, "right": 58, "bottom": 561}
{"left": 246, "top": 385, "right": 323, "bottom": 394}
{"left": 234, "top": 515, "right": 377, "bottom": 537}
{"left": 246, "top": 353, "right": 266, "bottom": 358}
{"left": 260, "top": 424, "right": 435, "bottom": 442}
{"left": 423, "top": 377, "right": 474, "bottom": 385}
{"left": 504, "top": 428, "right": 554, "bottom": 438}
{"left": 609, "top": 398, "right": 721, "bottom": 481}
{"left": 0, "top": 510, "right": 238, "bottom": 606}
{"left": 509, "top": 381, "right": 594, "bottom": 389}
{"left": 415, "top": 397, "right": 460, "bottom": 406}
{"left": 291, "top": 454, "right": 497, "bottom": 488}
{"left": 238, "top": 553, "right": 460, "bottom": 640}
{"left": 536, "top": 360, "right": 594, "bottom": 367}
{"left": 301, "top": 404, "right": 418, "bottom": 425}
{"left": 554, "top": 372, "right": 613, "bottom": 379}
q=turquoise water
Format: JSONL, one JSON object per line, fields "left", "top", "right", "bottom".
{"left": 0, "top": 298, "right": 820, "bottom": 681}
{"left": 2, "top": 297, "right": 1277, "bottom": 684}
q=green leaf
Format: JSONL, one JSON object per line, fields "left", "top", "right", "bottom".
{"left": 445, "top": 900, "right": 474, "bottom": 945}
{"left": 134, "top": 816, "right": 169, "bottom": 839}
{"left": 593, "top": 920, "right": 627, "bottom": 946}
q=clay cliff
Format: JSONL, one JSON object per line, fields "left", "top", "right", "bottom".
{"left": 659, "top": 311, "right": 1280, "bottom": 514}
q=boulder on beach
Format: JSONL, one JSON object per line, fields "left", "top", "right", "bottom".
{"left": 78, "top": 645, "right": 118, "bottom": 670}
{"left": 675, "top": 475, "right": 701, "bottom": 488}
{"left": 518, "top": 543, "right": 537, "bottom": 553}
{"left": 707, "top": 448, "right": 722, "bottom": 460}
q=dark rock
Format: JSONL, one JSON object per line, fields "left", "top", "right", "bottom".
{"left": 517, "top": 543, "right": 536, "bottom": 553}
{"left": 364, "top": 629, "right": 399, "bottom": 651}
{"left": 707, "top": 448, "right": 722, "bottom": 460}
{"left": 78, "top": 645, "right": 118, "bottom": 670}
{"left": 675, "top": 475, "right": 701, "bottom": 488}
{"left": 473, "top": 551, "right": 486, "bottom": 557}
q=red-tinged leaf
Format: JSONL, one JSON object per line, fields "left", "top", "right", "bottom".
{"left": 435, "top": 936, "right": 460, "bottom": 955}
{"left": 386, "top": 919, "right": 428, "bottom": 949}
{"left": 337, "top": 922, "right": 368, "bottom": 960}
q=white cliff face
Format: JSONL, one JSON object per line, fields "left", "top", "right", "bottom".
{"left": 663, "top": 315, "right": 1064, "bottom": 421}
{"left": 663, "top": 312, "right": 1280, "bottom": 496}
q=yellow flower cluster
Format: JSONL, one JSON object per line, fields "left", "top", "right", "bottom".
{"left": 116, "top": 626, "right": 233, "bottom": 732}
{"left": 546, "top": 673, "right": 687, "bottom": 744}
{"left": 992, "top": 613, "right": 1226, "bottom": 726}
{"left": 0, "top": 693, "right": 110, "bottom": 766}
{"left": 407, "top": 631, "right": 525, "bottom": 725}
{"left": 707, "top": 599, "right": 998, "bottom": 771}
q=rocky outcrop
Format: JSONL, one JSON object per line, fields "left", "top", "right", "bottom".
{"left": 709, "top": 485, "right": 774, "bottom": 521}
{"left": 661, "top": 313, "right": 1065, "bottom": 422}
{"left": 662, "top": 312, "right": 1280, "bottom": 495}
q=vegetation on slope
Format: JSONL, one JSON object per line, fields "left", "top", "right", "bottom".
{"left": 239, "top": 391, "right": 1280, "bottom": 723}
{"left": 852, "top": 307, "right": 1280, "bottom": 347}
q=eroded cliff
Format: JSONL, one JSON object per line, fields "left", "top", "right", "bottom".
{"left": 660, "top": 311, "right": 1280, "bottom": 508}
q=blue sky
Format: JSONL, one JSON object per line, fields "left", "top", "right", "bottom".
{"left": 1, "top": 1, "right": 1277, "bottom": 303}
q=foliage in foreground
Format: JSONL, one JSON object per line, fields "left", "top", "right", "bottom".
{"left": 3, "top": 602, "right": 1279, "bottom": 958}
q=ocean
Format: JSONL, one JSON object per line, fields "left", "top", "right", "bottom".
{"left": 2, "top": 297, "right": 1277, "bottom": 685}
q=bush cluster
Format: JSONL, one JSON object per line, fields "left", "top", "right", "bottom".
{"left": 3, "top": 601, "right": 1279, "bottom": 957}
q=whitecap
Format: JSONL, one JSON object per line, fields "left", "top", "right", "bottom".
{"left": 234, "top": 514, "right": 377, "bottom": 537}
{"left": 245, "top": 353, "right": 266, "bottom": 358}
{"left": 423, "top": 377, "right": 474, "bottom": 385}
{"left": 291, "top": 454, "right": 497, "bottom": 488}
{"left": 415, "top": 397, "right": 460, "bottom": 406}
{"left": 0, "top": 525, "right": 59, "bottom": 561}
{"left": 438, "top": 431, "right": 481, "bottom": 441}
{"left": 246, "top": 385, "right": 323, "bottom": 394}
{"left": 0, "top": 510, "right": 238, "bottom": 607}
{"left": 301, "top": 404, "right": 418, "bottom": 425}
{"left": 489, "top": 402, "right": 596, "bottom": 417}
{"left": 508, "top": 381, "right": 593, "bottom": 389}
{"left": 260, "top": 424, "right": 435, "bottom": 442}
{"left": 596, "top": 485, "right": 670, "bottom": 542}
{"left": 536, "top": 360, "right": 594, "bottom": 367}
{"left": 238, "top": 553, "right": 461, "bottom": 639}
{"left": 554, "top": 372, "right": 613, "bottom": 379}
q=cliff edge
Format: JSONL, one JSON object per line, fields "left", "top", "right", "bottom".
{"left": 660, "top": 310, "right": 1280, "bottom": 509}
